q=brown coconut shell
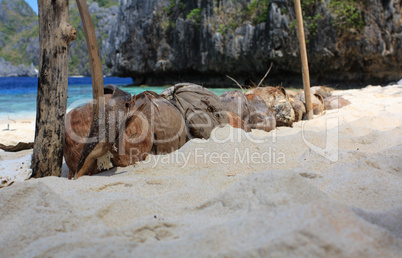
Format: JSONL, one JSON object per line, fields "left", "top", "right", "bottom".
{"left": 291, "top": 99, "right": 306, "bottom": 122}
{"left": 246, "top": 94, "right": 276, "bottom": 132}
{"left": 247, "top": 86, "right": 294, "bottom": 127}
{"left": 324, "top": 96, "right": 351, "bottom": 110}
{"left": 226, "top": 111, "right": 252, "bottom": 132}
{"left": 161, "top": 83, "right": 228, "bottom": 140}
{"left": 285, "top": 89, "right": 301, "bottom": 99}
{"left": 111, "top": 103, "right": 153, "bottom": 167}
{"left": 64, "top": 85, "right": 132, "bottom": 178}
{"left": 310, "top": 86, "right": 333, "bottom": 98}
{"left": 295, "top": 92, "right": 325, "bottom": 115}
{"left": 64, "top": 100, "right": 96, "bottom": 178}
{"left": 134, "top": 91, "right": 187, "bottom": 155}
{"left": 220, "top": 91, "right": 251, "bottom": 123}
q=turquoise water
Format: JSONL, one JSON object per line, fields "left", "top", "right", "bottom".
{"left": 0, "top": 77, "right": 238, "bottom": 120}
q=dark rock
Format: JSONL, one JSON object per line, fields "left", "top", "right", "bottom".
{"left": 0, "top": 57, "right": 38, "bottom": 77}
{"left": 106, "top": 0, "right": 402, "bottom": 87}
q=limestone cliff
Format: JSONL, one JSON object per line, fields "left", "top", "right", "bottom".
{"left": 106, "top": 0, "right": 402, "bottom": 87}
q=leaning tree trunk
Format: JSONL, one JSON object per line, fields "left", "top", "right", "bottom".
{"left": 31, "top": 0, "right": 76, "bottom": 177}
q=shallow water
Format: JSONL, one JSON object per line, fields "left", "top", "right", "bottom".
{"left": 0, "top": 77, "right": 238, "bottom": 120}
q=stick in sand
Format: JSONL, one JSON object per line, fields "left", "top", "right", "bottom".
{"left": 294, "top": 0, "right": 313, "bottom": 120}
{"left": 74, "top": 0, "right": 106, "bottom": 178}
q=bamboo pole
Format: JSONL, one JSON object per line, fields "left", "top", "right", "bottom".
{"left": 294, "top": 0, "right": 313, "bottom": 120}
{"left": 76, "top": 0, "right": 104, "bottom": 114}
{"left": 74, "top": 0, "right": 106, "bottom": 178}
{"left": 32, "top": 0, "right": 77, "bottom": 177}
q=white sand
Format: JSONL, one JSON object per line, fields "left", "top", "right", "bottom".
{"left": 0, "top": 85, "right": 401, "bottom": 256}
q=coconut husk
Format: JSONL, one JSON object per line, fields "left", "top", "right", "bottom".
{"left": 291, "top": 99, "right": 306, "bottom": 122}
{"left": 285, "top": 89, "right": 301, "bottom": 99}
{"left": 246, "top": 94, "right": 276, "bottom": 132}
{"left": 64, "top": 85, "right": 131, "bottom": 179}
{"left": 247, "top": 86, "right": 294, "bottom": 127}
{"left": 310, "top": 86, "right": 333, "bottom": 98}
{"left": 133, "top": 91, "right": 187, "bottom": 155}
{"left": 111, "top": 102, "right": 153, "bottom": 167}
{"left": 324, "top": 96, "right": 351, "bottom": 110}
{"left": 220, "top": 91, "right": 251, "bottom": 123}
{"left": 161, "top": 83, "right": 228, "bottom": 140}
{"left": 295, "top": 92, "right": 325, "bottom": 116}
{"left": 226, "top": 111, "right": 252, "bottom": 132}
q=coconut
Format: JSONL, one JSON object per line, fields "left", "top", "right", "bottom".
{"left": 133, "top": 91, "right": 187, "bottom": 155}
{"left": 111, "top": 102, "right": 153, "bottom": 167}
{"left": 161, "top": 83, "right": 227, "bottom": 140}
{"left": 247, "top": 86, "right": 295, "bottom": 127}
{"left": 220, "top": 91, "right": 251, "bottom": 123}
{"left": 295, "top": 92, "right": 325, "bottom": 116}
{"left": 310, "top": 86, "right": 333, "bottom": 98}
{"left": 291, "top": 99, "right": 306, "bottom": 122}
{"left": 64, "top": 85, "right": 131, "bottom": 179}
{"left": 246, "top": 94, "right": 276, "bottom": 132}
{"left": 285, "top": 89, "right": 301, "bottom": 99}
{"left": 226, "top": 111, "right": 252, "bottom": 132}
{"left": 324, "top": 96, "right": 351, "bottom": 110}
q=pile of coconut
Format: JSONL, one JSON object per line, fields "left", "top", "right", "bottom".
{"left": 64, "top": 82, "right": 350, "bottom": 179}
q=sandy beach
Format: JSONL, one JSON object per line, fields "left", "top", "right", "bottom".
{"left": 0, "top": 84, "right": 401, "bottom": 256}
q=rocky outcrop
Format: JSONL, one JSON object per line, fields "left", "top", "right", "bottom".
{"left": 68, "top": 1, "right": 119, "bottom": 76}
{"left": 0, "top": 57, "right": 38, "bottom": 77}
{"left": 106, "top": 0, "right": 402, "bottom": 87}
{"left": 0, "top": 0, "right": 118, "bottom": 77}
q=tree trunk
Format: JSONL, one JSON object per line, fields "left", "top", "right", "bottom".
{"left": 31, "top": 0, "right": 77, "bottom": 178}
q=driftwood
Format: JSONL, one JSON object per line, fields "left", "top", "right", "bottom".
{"left": 161, "top": 83, "right": 228, "bottom": 140}
{"left": 0, "top": 142, "right": 34, "bottom": 152}
{"left": 31, "top": 0, "right": 77, "bottom": 178}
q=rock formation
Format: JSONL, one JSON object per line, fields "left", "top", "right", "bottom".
{"left": 106, "top": 0, "right": 402, "bottom": 87}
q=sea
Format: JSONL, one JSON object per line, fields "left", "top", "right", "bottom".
{"left": 0, "top": 77, "right": 236, "bottom": 121}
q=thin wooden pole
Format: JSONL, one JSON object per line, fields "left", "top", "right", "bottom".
{"left": 74, "top": 0, "right": 105, "bottom": 178}
{"left": 32, "top": 0, "right": 76, "bottom": 177}
{"left": 294, "top": 0, "right": 313, "bottom": 120}
{"left": 75, "top": 0, "right": 104, "bottom": 113}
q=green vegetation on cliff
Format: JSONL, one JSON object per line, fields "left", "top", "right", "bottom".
{"left": 0, "top": 0, "right": 38, "bottom": 66}
{"left": 330, "top": 0, "right": 365, "bottom": 32}
{"left": 0, "top": 0, "right": 118, "bottom": 75}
